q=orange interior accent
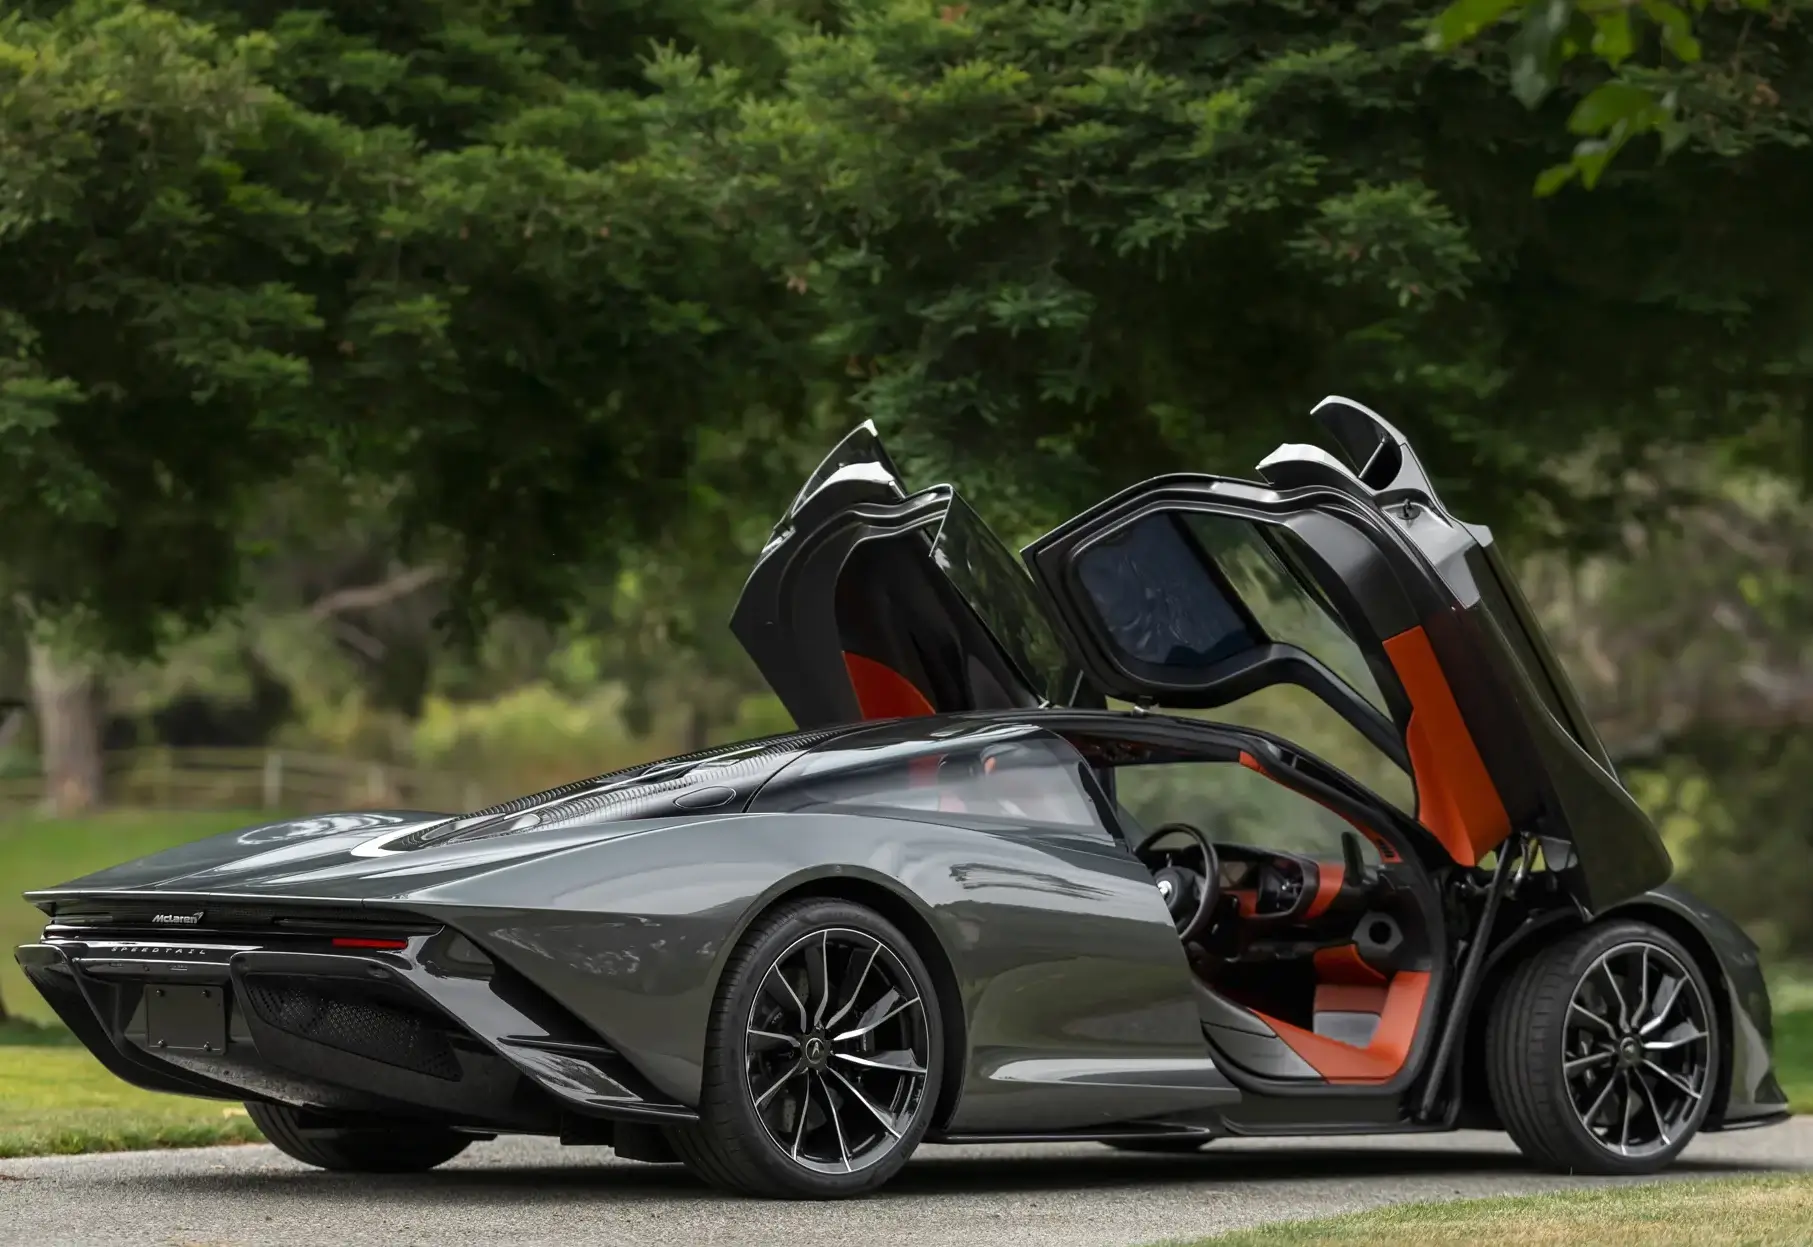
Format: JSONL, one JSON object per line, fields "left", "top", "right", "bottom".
{"left": 1304, "top": 863, "right": 1344, "bottom": 920}
{"left": 1256, "top": 971, "right": 1430, "bottom": 1083}
{"left": 842, "top": 652, "right": 935, "bottom": 720}
{"left": 1314, "top": 983, "right": 1388, "bottom": 1014}
{"left": 1313, "top": 944, "right": 1388, "bottom": 987}
{"left": 1380, "top": 626, "right": 1510, "bottom": 866}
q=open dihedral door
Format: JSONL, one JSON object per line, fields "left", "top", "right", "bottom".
{"left": 1023, "top": 397, "right": 1671, "bottom": 915}
{"left": 732, "top": 423, "right": 1079, "bottom": 731}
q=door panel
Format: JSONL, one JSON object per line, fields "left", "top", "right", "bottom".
{"left": 733, "top": 422, "right": 1077, "bottom": 730}
{"left": 1025, "top": 406, "right": 1672, "bottom": 911}
{"left": 1379, "top": 626, "right": 1512, "bottom": 866}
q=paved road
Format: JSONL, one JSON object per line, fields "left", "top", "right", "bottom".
{"left": 2, "top": 1122, "right": 1806, "bottom": 1247}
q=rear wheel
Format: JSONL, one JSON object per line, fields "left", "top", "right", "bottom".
{"left": 1486, "top": 920, "right": 1718, "bottom": 1175}
{"left": 245, "top": 1102, "right": 472, "bottom": 1172}
{"left": 667, "top": 898, "right": 943, "bottom": 1198}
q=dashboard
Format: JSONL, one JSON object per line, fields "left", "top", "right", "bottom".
{"left": 1140, "top": 828, "right": 1337, "bottom": 927}
{"left": 1220, "top": 848, "right": 1310, "bottom": 919}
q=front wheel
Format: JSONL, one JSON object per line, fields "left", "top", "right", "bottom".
{"left": 667, "top": 898, "right": 944, "bottom": 1198}
{"left": 245, "top": 1102, "right": 472, "bottom": 1172}
{"left": 1486, "top": 920, "right": 1719, "bottom": 1175}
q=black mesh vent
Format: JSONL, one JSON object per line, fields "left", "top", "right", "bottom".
{"left": 242, "top": 980, "right": 461, "bottom": 1080}
{"left": 394, "top": 726, "right": 848, "bottom": 850}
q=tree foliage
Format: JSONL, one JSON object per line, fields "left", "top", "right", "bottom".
{"left": 1430, "top": 0, "right": 1811, "bottom": 192}
{"left": 5, "top": 0, "right": 1813, "bottom": 652}
{"left": 0, "top": 0, "right": 816, "bottom": 651}
{"left": 656, "top": 0, "right": 1813, "bottom": 542}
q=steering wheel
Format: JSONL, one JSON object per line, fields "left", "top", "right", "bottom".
{"left": 1135, "top": 822, "right": 1221, "bottom": 942}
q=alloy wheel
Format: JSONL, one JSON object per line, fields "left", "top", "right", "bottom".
{"left": 744, "top": 927, "right": 931, "bottom": 1175}
{"left": 1562, "top": 941, "right": 1712, "bottom": 1159}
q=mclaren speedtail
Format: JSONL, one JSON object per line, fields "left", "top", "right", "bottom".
{"left": 17, "top": 399, "right": 1787, "bottom": 1197}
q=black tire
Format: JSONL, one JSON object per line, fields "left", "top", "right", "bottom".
{"left": 245, "top": 1102, "right": 472, "bottom": 1173}
{"left": 1104, "top": 1137, "right": 1212, "bottom": 1154}
{"left": 1486, "top": 920, "right": 1720, "bottom": 1175}
{"left": 666, "top": 898, "right": 944, "bottom": 1198}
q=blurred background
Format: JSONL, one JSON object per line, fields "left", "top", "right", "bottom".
{"left": 1, "top": 0, "right": 1811, "bottom": 1045}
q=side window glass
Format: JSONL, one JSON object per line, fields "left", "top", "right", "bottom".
{"left": 1113, "top": 760, "right": 1381, "bottom": 863}
{"left": 1111, "top": 694, "right": 1417, "bottom": 814}
{"left": 1084, "top": 514, "right": 1414, "bottom": 815}
{"left": 753, "top": 733, "right": 1113, "bottom": 839}
{"left": 1180, "top": 516, "right": 1391, "bottom": 714}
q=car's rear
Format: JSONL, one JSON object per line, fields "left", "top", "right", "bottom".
{"left": 17, "top": 893, "right": 693, "bottom": 1143}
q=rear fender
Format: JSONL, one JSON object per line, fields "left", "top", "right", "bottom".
{"left": 403, "top": 810, "right": 1222, "bottom": 1132}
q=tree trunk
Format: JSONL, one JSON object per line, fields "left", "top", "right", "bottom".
{"left": 27, "top": 635, "right": 104, "bottom": 816}
{"left": 686, "top": 700, "right": 712, "bottom": 753}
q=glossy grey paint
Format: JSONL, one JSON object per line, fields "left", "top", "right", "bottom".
{"left": 23, "top": 761, "right": 1234, "bottom": 1134}
{"left": 1614, "top": 885, "right": 1789, "bottom": 1126}
{"left": 379, "top": 808, "right": 1236, "bottom": 1132}
{"left": 17, "top": 712, "right": 1783, "bottom": 1142}
{"left": 17, "top": 927, "right": 692, "bottom": 1129}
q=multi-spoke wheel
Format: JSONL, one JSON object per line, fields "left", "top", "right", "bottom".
{"left": 1487, "top": 920, "right": 1719, "bottom": 1175}
{"left": 666, "top": 898, "right": 943, "bottom": 1197}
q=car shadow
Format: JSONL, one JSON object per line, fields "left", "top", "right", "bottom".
{"left": 75, "top": 1142, "right": 1797, "bottom": 1206}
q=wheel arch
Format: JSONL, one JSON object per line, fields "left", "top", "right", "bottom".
{"left": 1458, "top": 901, "right": 1734, "bottom": 1130}
{"left": 742, "top": 874, "right": 970, "bottom": 1131}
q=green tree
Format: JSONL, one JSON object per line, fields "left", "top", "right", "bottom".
{"left": 665, "top": 0, "right": 1812, "bottom": 538}
{"left": 0, "top": 0, "right": 816, "bottom": 648}
{"left": 1429, "top": 0, "right": 1806, "bottom": 193}
{"left": 0, "top": 0, "right": 816, "bottom": 802}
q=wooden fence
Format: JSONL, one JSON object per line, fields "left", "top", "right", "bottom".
{"left": 0, "top": 748, "right": 497, "bottom": 817}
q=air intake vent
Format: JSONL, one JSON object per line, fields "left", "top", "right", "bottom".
{"left": 242, "top": 979, "right": 461, "bottom": 1080}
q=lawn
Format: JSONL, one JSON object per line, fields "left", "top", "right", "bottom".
{"left": 1, "top": 809, "right": 265, "bottom": 1024}
{"left": 1178, "top": 1175, "right": 1813, "bottom": 1245}
{"left": 0, "top": 812, "right": 274, "bottom": 1157}
{"left": 0, "top": 1026, "right": 262, "bottom": 1157}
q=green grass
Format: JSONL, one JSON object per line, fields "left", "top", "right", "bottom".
{"left": 1174, "top": 1176, "right": 1813, "bottom": 1245}
{"left": 1772, "top": 1008, "right": 1813, "bottom": 1112}
{"left": 0, "top": 1042, "right": 263, "bottom": 1158}
{"left": 1, "top": 809, "right": 264, "bottom": 1024}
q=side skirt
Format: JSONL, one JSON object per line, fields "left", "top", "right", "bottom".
{"left": 927, "top": 1125, "right": 1219, "bottom": 1146}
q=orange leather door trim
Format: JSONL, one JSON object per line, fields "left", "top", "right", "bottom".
{"left": 1256, "top": 971, "right": 1430, "bottom": 1083}
{"left": 1304, "top": 863, "right": 1345, "bottom": 919}
{"left": 843, "top": 652, "right": 935, "bottom": 720}
{"left": 1312, "top": 944, "right": 1388, "bottom": 987}
{"left": 1314, "top": 983, "right": 1388, "bottom": 1014}
{"left": 1380, "top": 626, "right": 1510, "bottom": 866}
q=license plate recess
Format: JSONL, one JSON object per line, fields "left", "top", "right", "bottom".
{"left": 145, "top": 984, "right": 227, "bottom": 1054}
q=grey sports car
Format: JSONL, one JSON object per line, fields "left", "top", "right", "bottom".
{"left": 16, "top": 399, "right": 1787, "bottom": 1198}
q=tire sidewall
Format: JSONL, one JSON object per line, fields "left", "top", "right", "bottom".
{"left": 1528, "top": 921, "right": 1720, "bottom": 1172}
{"left": 709, "top": 899, "right": 945, "bottom": 1196}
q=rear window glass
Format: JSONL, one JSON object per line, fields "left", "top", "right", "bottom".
{"left": 752, "top": 732, "right": 1108, "bottom": 835}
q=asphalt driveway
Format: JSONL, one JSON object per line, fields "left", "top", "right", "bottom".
{"left": 2, "top": 1122, "right": 1805, "bottom": 1247}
